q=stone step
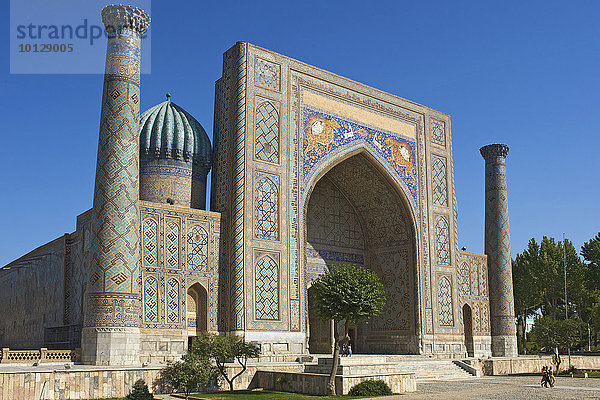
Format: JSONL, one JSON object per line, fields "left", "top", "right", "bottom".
{"left": 304, "top": 357, "right": 475, "bottom": 381}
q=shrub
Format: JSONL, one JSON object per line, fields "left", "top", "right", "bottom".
{"left": 348, "top": 379, "right": 392, "bottom": 396}
{"left": 126, "top": 379, "right": 154, "bottom": 400}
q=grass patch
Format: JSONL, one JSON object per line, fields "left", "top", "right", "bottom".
{"left": 189, "top": 389, "right": 392, "bottom": 399}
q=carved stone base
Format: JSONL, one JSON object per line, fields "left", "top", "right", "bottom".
{"left": 492, "top": 335, "right": 518, "bottom": 357}
{"left": 81, "top": 327, "right": 141, "bottom": 365}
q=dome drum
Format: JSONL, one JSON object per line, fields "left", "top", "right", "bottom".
{"left": 140, "top": 157, "right": 208, "bottom": 209}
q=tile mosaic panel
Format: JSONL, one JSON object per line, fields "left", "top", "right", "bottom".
{"left": 255, "top": 98, "right": 280, "bottom": 164}
{"left": 255, "top": 57, "right": 281, "bottom": 92}
{"left": 301, "top": 107, "right": 418, "bottom": 206}
{"left": 142, "top": 218, "right": 158, "bottom": 268}
{"left": 187, "top": 224, "right": 209, "bottom": 272}
{"left": 143, "top": 275, "right": 159, "bottom": 323}
{"left": 431, "top": 155, "right": 448, "bottom": 207}
{"left": 254, "top": 255, "right": 280, "bottom": 321}
{"left": 430, "top": 118, "right": 446, "bottom": 148}
{"left": 254, "top": 172, "right": 279, "bottom": 241}
{"left": 438, "top": 275, "right": 454, "bottom": 326}
{"left": 434, "top": 215, "right": 450, "bottom": 265}
{"left": 165, "top": 220, "right": 180, "bottom": 269}
{"left": 166, "top": 276, "right": 180, "bottom": 324}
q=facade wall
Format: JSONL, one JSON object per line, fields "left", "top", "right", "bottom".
{"left": 456, "top": 250, "right": 492, "bottom": 357}
{"left": 139, "top": 201, "right": 223, "bottom": 363}
{"left": 65, "top": 211, "right": 93, "bottom": 328}
{"left": 212, "top": 42, "right": 489, "bottom": 355}
{"left": 0, "top": 42, "right": 499, "bottom": 359}
{"left": 0, "top": 238, "right": 66, "bottom": 348}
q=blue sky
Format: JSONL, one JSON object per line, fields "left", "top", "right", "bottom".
{"left": 1, "top": 0, "right": 598, "bottom": 266}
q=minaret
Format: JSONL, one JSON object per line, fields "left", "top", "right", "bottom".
{"left": 82, "top": 5, "right": 150, "bottom": 365}
{"left": 480, "top": 144, "right": 518, "bottom": 357}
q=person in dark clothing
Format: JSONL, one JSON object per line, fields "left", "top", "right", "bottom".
{"left": 541, "top": 366, "right": 549, "bottom": 388}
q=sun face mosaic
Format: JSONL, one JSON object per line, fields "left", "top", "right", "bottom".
{"left": 301, "top": 107, "right": 419, "bottom": 205}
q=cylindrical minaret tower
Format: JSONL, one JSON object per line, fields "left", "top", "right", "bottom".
{"left": 480, "top": 143, "right": 518, "bottom": 357}
{"left": 82, "top": 5, "right": 150, "bottom": 365}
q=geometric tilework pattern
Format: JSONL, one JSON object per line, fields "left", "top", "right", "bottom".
{"left": 166, "top": 277, "right": 180, "bottom": 324}
{"left": 430, "top": 118, "right": 446, "bottom": 148}
{"left": 142, "top": 219, "right": 158, "bottom": 267}
{"left": 255, "top": 101, "right": 279, "bottom": 163}
{"left": 143, "top": 275, "right": 159, "bottom": 323}
{"left": 458, "top": 261, "right": 470, "bottom": 296}
{"left": 87, "top": 31, "right": 143, "bottom": 327}
{"left": 438, "top": 275, "right": 453, "bottom": 326}
{"left": 456, "top": 251, "right": 491, "bottom": 335}
{"left": 165, "top": 221, "right": 180, "bottom": 269}
{"left": 307, "top": 176, "right": 364, "bottom": 249}
{"left": 231, "top": 43, "right": 248, "bottom": 331}
{"left": 322, "top": 154, "right": 411, "bottom": 248}
{"left": 482, "top": 144, "right": 516, "bottom": 338}
{"left": 471, "top": 262, "right": 480, "bottom": 296}
{"left": 432, "top": 156, "right": 448, "bottom": 207}
{"left": 255, "top": 58, "right": 281, "bottom": 92}
{"left": 187, "top": 224, "right": 208, "bottom": 272}
{"left": 369, "top": 249, "right": 412, "bottom": 331}
{"left": 255, "top": 256, "right": 279, "bottom": 320}
{"left": 254, "top": 175, "right": 279, "bottom": 241}
{"left": 435, "top": 215, "right": 450, "bottom": 265}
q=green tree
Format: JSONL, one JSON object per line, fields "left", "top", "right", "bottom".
{"left": 513, "top": 237, "right": 585, "bottom": 320}
{"left": 126, "top": 379, "right": 154, "bottom": 400}
{"left": 161, "top": 353, "right": 213, "bottom": 399}
{"left": 191, "top": 333, "right": 260, "bottom": 392}
{"left": 581, "top": 232, "right": 600, "bottom": 282}
{"left": 530, "top": 316, "right": 583, "bottom": 369}
{"left": 309, "top": 264, "right": 386, "bottom": 395}
{"left": 581, "top": 232, "right": 600, "bottom": 348}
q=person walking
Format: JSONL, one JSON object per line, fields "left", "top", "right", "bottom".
{"left": 541, "top": 366, "right": 549, "bottom": 388}
{"left": 549, "top": 368, "right": 555, "bottom": 388}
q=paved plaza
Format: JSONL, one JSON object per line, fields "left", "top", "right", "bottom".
{"left": 388, "top": 376, "right": 600, "bottom": 400}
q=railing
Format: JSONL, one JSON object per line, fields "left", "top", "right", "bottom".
{"left": 0, "top": 348, "right": 80, "bottom": 364}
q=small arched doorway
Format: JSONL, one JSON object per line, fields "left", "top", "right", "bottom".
{"left": 187, "top": 283, "right": 208, "bottom": 348}
{"left": 462, "top": 304, "right": 474, "bottom": 357}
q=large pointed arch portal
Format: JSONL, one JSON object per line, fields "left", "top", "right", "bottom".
{"left": 305, "top": 152, "right": 419, "bottom": 354}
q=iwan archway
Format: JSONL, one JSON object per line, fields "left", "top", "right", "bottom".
{"left": 305, "top": 151, "right": 419, "bottom": 354}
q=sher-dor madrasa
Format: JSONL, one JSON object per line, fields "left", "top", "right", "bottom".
{"left": 0, "top": 5, "right": 518, "bottom": 366}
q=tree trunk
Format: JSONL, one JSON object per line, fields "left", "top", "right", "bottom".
{"left": 327, "top": 319, "right": 350, "bottom": 396}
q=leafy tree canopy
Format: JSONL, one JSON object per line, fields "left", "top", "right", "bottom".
{"left": 310, "top": 264, "right": 386, "bottom": 395}
{"left": 161, "top": 353, "right": 213, "bottom": 400}
{"left": 191, "top": 333, "right": 260, "bottom": 392}
{"left": 310, "top": 264, "right": 386, "bottom": 325}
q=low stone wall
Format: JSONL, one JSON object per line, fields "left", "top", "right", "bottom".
{"left": 0, "top": 367, "right": 163, "bottom": 400}
{"left": 254, "top": 370, "right": 416, "bottom": 395}
{"left": 0, "top": 362, "right": 305, "bottom": 400}
{"left": 468, "top": 355, "right": 600, "bottom": 375}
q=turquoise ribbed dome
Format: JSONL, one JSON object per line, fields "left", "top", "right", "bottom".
{"left": 139, "top": 95, "right": 212, "bottom": 167}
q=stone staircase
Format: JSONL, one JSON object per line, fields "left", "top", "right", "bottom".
{"left": 304, "top": 355, "right": 477, "bottom": 381}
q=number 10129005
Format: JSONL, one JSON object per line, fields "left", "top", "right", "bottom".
{"left": 19, "top": 43, "right": 74, "bottom": 52}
